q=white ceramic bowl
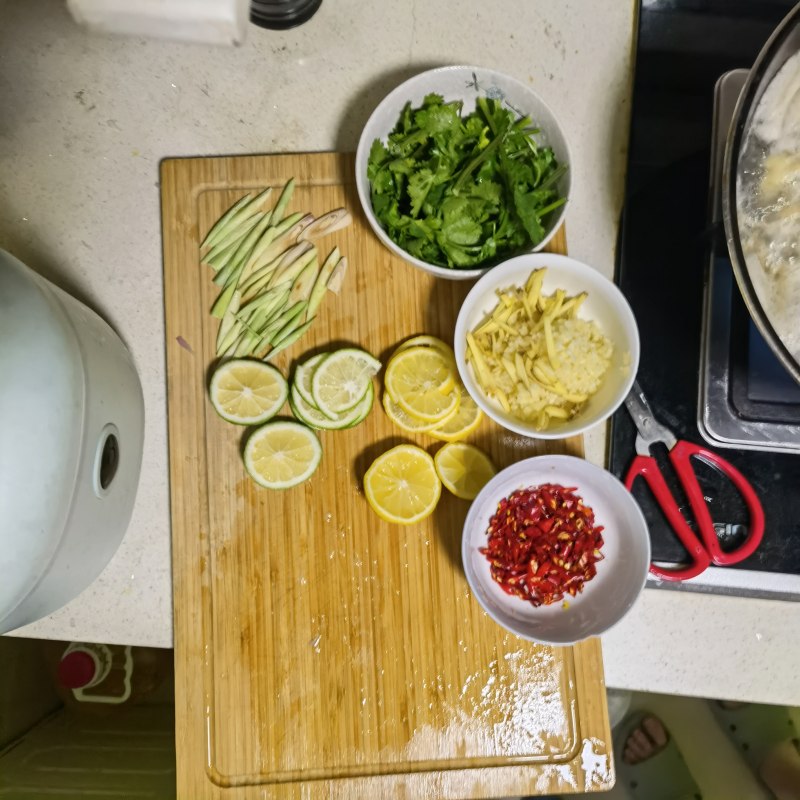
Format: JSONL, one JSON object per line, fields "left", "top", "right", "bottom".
{"left": 354, "top": 65, "right": 572, "bottom": 280}
{"left": 454, "top": 253, "right": 640, "bottom": 439}
{"left": 462, "top": 455, "right": 650, "bottom": 645}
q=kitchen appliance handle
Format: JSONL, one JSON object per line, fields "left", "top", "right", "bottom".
{"left": 625, "top": 454, "right": 711, "bottom": 581}
{"left": 669, "top": 440, "right": 765, "bottom": 566}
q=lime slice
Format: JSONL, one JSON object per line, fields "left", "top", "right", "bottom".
{"left": 290, "top": 382, "right": 374, "bottom": 430}
{"left": 293, "top": 353, "right": 327, "bottom": 409}
{"left": 244, "top": 420, "right": 322, "bottom": 489}
{"left": 346, "top": 384, "right": 376, "bottom": 428}
{"left": 311, "top": 348, "right": 381, "bottom": 417}
{"left": 209, "top": 359, "right": 288, "bottom": 425}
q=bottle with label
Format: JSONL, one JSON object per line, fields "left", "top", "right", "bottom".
{"left": 43, "top": 640, "right": 171, "bottom": 712}
{"left": 57, "top": 642, "right": 134, "bottom": 704}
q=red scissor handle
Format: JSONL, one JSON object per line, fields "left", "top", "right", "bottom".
{"left": 668, "top": 440, "right": 765, "bottom": 566}
{"left": 625, "top": 454, "right": 711, "bottom": 581}
{"left": 625, "top": 441, "right": 765, "bottom": 581}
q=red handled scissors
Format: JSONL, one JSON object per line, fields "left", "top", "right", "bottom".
{"left": 623, "top": 381, "right": 764, "bottom": 581}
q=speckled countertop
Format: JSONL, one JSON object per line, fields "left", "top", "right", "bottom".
{"left": 2, "top": 0, "right": 798, "bottom": 707}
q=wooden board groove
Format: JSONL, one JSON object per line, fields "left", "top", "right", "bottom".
{"left": 161, "top": 152, "right": 613, "bottom": 798}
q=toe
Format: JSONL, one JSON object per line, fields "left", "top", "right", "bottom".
{"left": 625, "top": 731, "right": 651, "bottom": 762}
{"left": 631, "top": 728, "right": 654, "bottom": 753}
{"left": 623, "top": 744, "right": 639, "bottom": 765}
{"left": 621, "top": 715, "right": 671, "bottom": 766}
{"left": 642, "top": 715, "right": 669, "bottom": 749}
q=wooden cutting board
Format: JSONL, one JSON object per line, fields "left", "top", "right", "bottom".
{"left": 161, "top": 152, "right": 613, "bottom": 799}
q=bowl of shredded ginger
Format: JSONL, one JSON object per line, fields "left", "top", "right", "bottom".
{"left": 355, "top": 66, "right": 571, "bottom": 279}
{"left": 462, "top": 455, "right": 650, "bottom": 645}
{"left": 454, "top": 253, "right": 640, "bottom": 439}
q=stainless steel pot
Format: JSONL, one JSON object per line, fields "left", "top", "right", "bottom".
{"left": 722, "top": 2, "right": 800, "bottom": 385}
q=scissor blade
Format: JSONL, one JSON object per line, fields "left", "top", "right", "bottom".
{"left": 624, "top": 380, "right": 653, "bottom": 421}
{"left": 624, "top": 381, "right": 677, "bottom": 453}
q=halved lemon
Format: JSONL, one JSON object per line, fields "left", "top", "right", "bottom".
{"left": 433, "top": 442, "right": 496, "bottom": 500}
{"left": 244, "top": 420, "right": 322, "bottom": 489}
{"left": 311, "top": 348, "right": 381, "bottom": 417}
{"left": 430, "top": 385, "right": 483, "bottom": 442}
{"left": 363, "top": 444, "right": 441, "bottom": 525}
{"left": 209, "top": 359, "right": 288, "bottom": 425}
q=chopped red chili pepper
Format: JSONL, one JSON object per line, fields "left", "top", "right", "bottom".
{"left": 479, "top": 484, "right": 605, "bottom": 607}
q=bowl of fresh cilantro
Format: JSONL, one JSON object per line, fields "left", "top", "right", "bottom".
{"left": 355, "top": 66, "right": 571, "bottom": 279}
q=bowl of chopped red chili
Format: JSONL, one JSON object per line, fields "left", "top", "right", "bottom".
{"left": 462, "top": 454, "right": 650, "bottom": 645}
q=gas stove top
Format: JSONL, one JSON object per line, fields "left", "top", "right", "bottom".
{"left": 609, "top": 0, "right": 800, "bottom": 601}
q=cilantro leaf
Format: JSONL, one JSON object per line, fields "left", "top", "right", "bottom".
{"left": 367, "top": 139, "right": 389, "bottom": 180}
{"left": 469, "top": 179, "right": 502, "bottom": 206}
{"left": 408, "top": 169, "right": 435, "bottom": 217}
{"left": 366, "top": 92, "right": 567, "bottom": 268}
{"left": 414, "top": 101, "right": 460, "bottom": 136}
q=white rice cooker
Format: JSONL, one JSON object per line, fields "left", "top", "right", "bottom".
{"left": 0, "top": 250, "right": 144, "bottom": 634}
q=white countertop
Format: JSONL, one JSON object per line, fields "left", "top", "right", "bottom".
{"left": 3, "top": 0, "right": 799, "bottom": 707}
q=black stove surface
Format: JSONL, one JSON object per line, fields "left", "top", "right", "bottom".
{"left": 610, "top": 0, "right": 800, "bottom": 578}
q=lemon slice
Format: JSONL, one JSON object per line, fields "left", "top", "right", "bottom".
{"left": 293, "top": 353, "right": 326, "bottom": 409}
{"left": 311, "top": 348, "right": 382, "bottom": 417}
{"left": 386, "top": 346, "right": 456, "bottom": 396}
{"left": 430, "top": 385, "right": 483, "bottom": 442}
{"left": 381, "top": 392, "right": 458, "bottom": 433}
{"left": 396, "top": 383, "right": 460, "bottom": 423}
{"left": 244, "top": 420, "right": 322, "bottom": 489}
{"left": 433, "top": 442, "right": 497, "bottom": 500}
{"left": 209, "top": 359, "right": 288, "bottom": 425}
{"left": 394, "top": 335, "right": 455, "bottom": 362}
{"left": 384, "top": 346, "right": 458, "bottom": 422}
{"left": 364, "top": 444, "right": 441, "bottom": 525}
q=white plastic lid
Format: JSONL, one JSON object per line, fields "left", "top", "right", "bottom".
{"left": 0, "top": 251, "right": 84, "bottom": 621}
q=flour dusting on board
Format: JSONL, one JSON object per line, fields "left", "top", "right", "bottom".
{"left": 580, "top": 737, "right": 612, "bottom": 789}
{"left": 402, "top": 648, "right": 573, "bottom": 760}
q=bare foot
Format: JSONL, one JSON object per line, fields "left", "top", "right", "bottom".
{"left": 623, "top": 715, "right": 670, "bottom": 765}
